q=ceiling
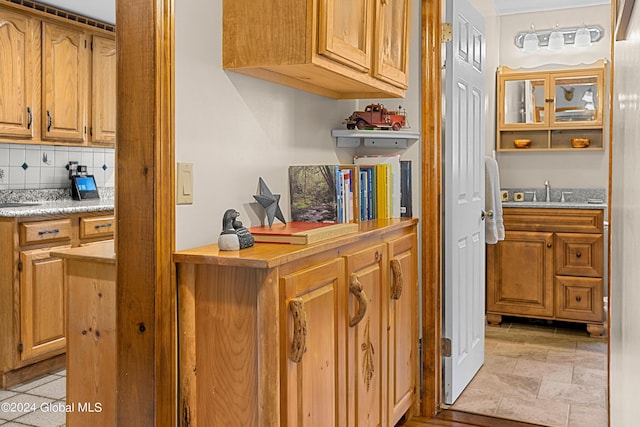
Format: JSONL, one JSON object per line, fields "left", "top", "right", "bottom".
{"left": 35, "top": 0, "right": 611, "bottom": 26}
{"left": 491, "top": 0, "right": 609, "bottom": 15}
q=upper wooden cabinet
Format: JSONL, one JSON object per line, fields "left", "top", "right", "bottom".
{"left": 0, "top": 9, "right": 38, "bottom": 139}
{"left": 0, "top": 3, "right": 115, "bottom": 147}
{"left": 496, "top": 63, "right": 605, "bottom": 151}
{"left": 91, "top": 36, "right": 117, "bottom": 144}
{"left": 42, "top": 21, "right": 88, "bottom": 142}
{"left": 223, "top": 0, "right": 410, "bottom": 99}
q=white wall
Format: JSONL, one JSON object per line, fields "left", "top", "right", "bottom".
{"left": 495, "top": 5, "right": 611, "bottom": 190}
{"left": 174, "top": 1, "right": 421, "bottom": 250}
{"left": 610, "top": 6, "right": 640, "bottom": 425}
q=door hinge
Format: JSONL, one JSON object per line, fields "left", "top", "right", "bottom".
{"left": 17, "top": 260, "right": 23, "bottom": 272}
{"left": 18, "top": 342, "right": 23, "bottom": 353}
{"left": 441, "top": 337, "right": 452, "bottom": 357}
{"left": 442, "top": 23, "right": 453, "bottom": 43}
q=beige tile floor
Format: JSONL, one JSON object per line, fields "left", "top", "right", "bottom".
{"left": 0, "top": 369, "right": 66, "bottom": 427}
{"left": 451, "top": 318, "right": 608, "bottom": 427}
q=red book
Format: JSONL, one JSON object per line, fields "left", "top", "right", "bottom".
{"left": 248, "top": 222, "right": 359, "bottom": 244}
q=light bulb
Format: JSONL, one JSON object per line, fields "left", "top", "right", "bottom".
{"left": 522, "top": 26, "right": 539, "bottom": 52}
{"left": 575, "top": 25, "right": 592, "bottom": 48}
{"left": 548, "top": 25, "right": 564, "bottom": 50}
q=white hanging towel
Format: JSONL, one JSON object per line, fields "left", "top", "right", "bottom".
{"left": 485, "top": 156, "right": 505, "bottom": 244}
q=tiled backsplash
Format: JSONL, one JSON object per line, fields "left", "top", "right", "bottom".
{"left": 0, "top": 144, "right": 114, "bottom": 190}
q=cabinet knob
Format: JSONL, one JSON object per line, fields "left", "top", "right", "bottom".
{"left": 576, "top": 296, "right": 582, "bottom": 302}
{"left": 576, "top": 252, "right": 582, "bottom": 258}
{"left": 547, "top": 243, "right": 552, "bottom": 248}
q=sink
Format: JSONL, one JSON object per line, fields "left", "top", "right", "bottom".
{"left": 0, "top": 202, "right": 41, "bottom": 208}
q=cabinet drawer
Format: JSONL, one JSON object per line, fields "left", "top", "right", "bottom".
{"left": 80, "top": 216, "right": 115, "bottom": 239}
{"left": 555, "top": 276, "right": 603, "bottom": 322}
{"left": 19, "top": 219, "right": 72, "bottom": 245}
{"left": 555, "top": 233, "right": 603, "bottom": 277}
{"left": 502, "top": 208, "right": 604, "bottom": 233}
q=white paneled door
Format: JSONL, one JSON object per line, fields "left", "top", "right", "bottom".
{"left": 443, "top": 0, "right": 486, "bottom": 405}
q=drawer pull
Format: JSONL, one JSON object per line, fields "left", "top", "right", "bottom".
{"left": 390, "top": 258, "right": 404, "bottom": 300}
{"left": 47, "top": 110, "right": 53, "bottom": 132}
{"left": 27, "top": 107, "right": 32, "bottom": 129}
{"left": 576, "top": 296, "right": 582, "bottom": 302}
{"left": 38, "top": 229, "right": 59, "bottom": 236}
{"left": 289, "top": 298, "right": 307, "bottom": 363}
{"left": 349, "top": 273, "right": 368, "bottom": 327}
{"left": 95, "top": 223, "right": 113, "bottom": 229}
{"left": 576, "top": 252, "right": 582, "bottom": 258}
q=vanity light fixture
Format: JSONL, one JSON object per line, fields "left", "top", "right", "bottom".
{"left": 514, "top": 24, "right": 604, "bottom": 51}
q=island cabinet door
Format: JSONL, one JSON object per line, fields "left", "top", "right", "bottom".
{"left": 387, "top": 233, "right": 417, "bottom": 426}
{"left": 281, "top": 257, "right": 347, "bottom": 427}
{"left": 344, "top": 244, "right": 387, "bottom": 427}
{"left": 19, "top": 246, "right": 70, "bottom": 364}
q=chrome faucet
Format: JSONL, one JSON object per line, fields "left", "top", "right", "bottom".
{"left": 544, "top": 181, "right": 550, "bottom": 202}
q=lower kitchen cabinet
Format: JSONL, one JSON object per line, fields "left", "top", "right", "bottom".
{"left": 0, "top": 210, "right": 114, "bottom": 388}
{"left": 486, "top": 208, "right": 605, "bottom": 337}
{"left": 19, "top": 246, "right": 69, "bottom": 362}
{"left": 176, "top": 219, "right": 418, "bottom": 426}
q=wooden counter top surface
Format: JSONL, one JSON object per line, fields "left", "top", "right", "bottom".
{"left": 51, "top": 240, "right": 116, "bottom": 264}
{"left": 173, "top": 218, "right": 418, "bottom": 269}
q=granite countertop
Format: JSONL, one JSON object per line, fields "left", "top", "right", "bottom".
{"left": 0, "top": 188, "right": 115, "bottom": 218}
{"left": 502, "top": 201, "right": 607, "bottom": 209}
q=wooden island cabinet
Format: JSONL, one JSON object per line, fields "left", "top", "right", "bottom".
{"left": 175, "top": 219, "right": 418, "bottom": 426}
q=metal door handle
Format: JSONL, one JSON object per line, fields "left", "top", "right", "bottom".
{"left": 481, "top": 210, "right": 494, "bottom": 221}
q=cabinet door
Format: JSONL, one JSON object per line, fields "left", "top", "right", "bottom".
{"left": 0, "top": 10, "right": 37, "bottom": 138}
{"left": 282, "top": 258, "right": 346, "bottom": 427}
{"left": 487, "top": 231, "right": 554, "bottom": 318}
{"left": 497, "top": 72, "right": 549, "bottom": 129}
{"left": 19, "top": 246, "right": 69, "bottom": 363}
{"left": 372, "top": 0, "right": 410, "bottom": 88}
{"left": 550, "top": 69, "right": 604, "bottom": 127}
{"left": 344, "top": 244, "right": 386, "bottom": 427}
{"left": 91, "top": 36, "right": 116, "bottom": 144}
{"left": 42, "top": 22, "right": 87, "bottom": 142}
{"left": 387, "top": 233, "right": 416, "bottom": 425}
{"left": 318, "top": 0, "right": 371, "bottom": 72}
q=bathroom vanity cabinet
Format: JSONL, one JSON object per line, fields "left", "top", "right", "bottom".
{"left": 496, "top": 63, "right": 605, "bottom": 152}
{"left": 486, "top": 208, "right": 605, "bottom": 337}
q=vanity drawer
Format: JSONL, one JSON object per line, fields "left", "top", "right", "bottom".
{"left": 555, "top": 233, "right": 603, "bottom": 277}
{"left": 555, "top": 276, "right": 603, "bottom": 322}
{"left": 502, "top": 208, "right": 604, "bottom": 233}
{"left": 19, "top": 219, "right": 73, "bottom": 245}
{"left": 80, "top": 216, "right": 116, "bottom": 239}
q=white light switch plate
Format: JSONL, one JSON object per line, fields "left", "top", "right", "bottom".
{"left": 177, "top": 162, "right": 193, "bottom": 205}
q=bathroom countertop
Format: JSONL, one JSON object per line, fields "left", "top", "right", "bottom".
{"left": 502, "top": 201, "right": 607, "bottom": 209}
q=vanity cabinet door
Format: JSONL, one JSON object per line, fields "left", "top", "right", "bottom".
{"left": 282, "top": 258, "right": 347, "bottom": 427}
{"left": 19, "top": 246, "right": 69, "bottom": 364}
{"left": 42, "top": 21, "right": 87, "bottom": 142}
{"left": 0, "top": 9, "right": 37, "bottom": 139}
{"left": 487, "top": 231, "right": 555, "bottom": 318}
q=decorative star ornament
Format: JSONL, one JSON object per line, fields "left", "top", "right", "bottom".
{"left": 253, "top": 177, "right": 286, "bottom": 227}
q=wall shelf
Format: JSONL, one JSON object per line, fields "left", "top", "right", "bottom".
{"left": 331, "top": 129, "right": 420, "bottom": 148}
